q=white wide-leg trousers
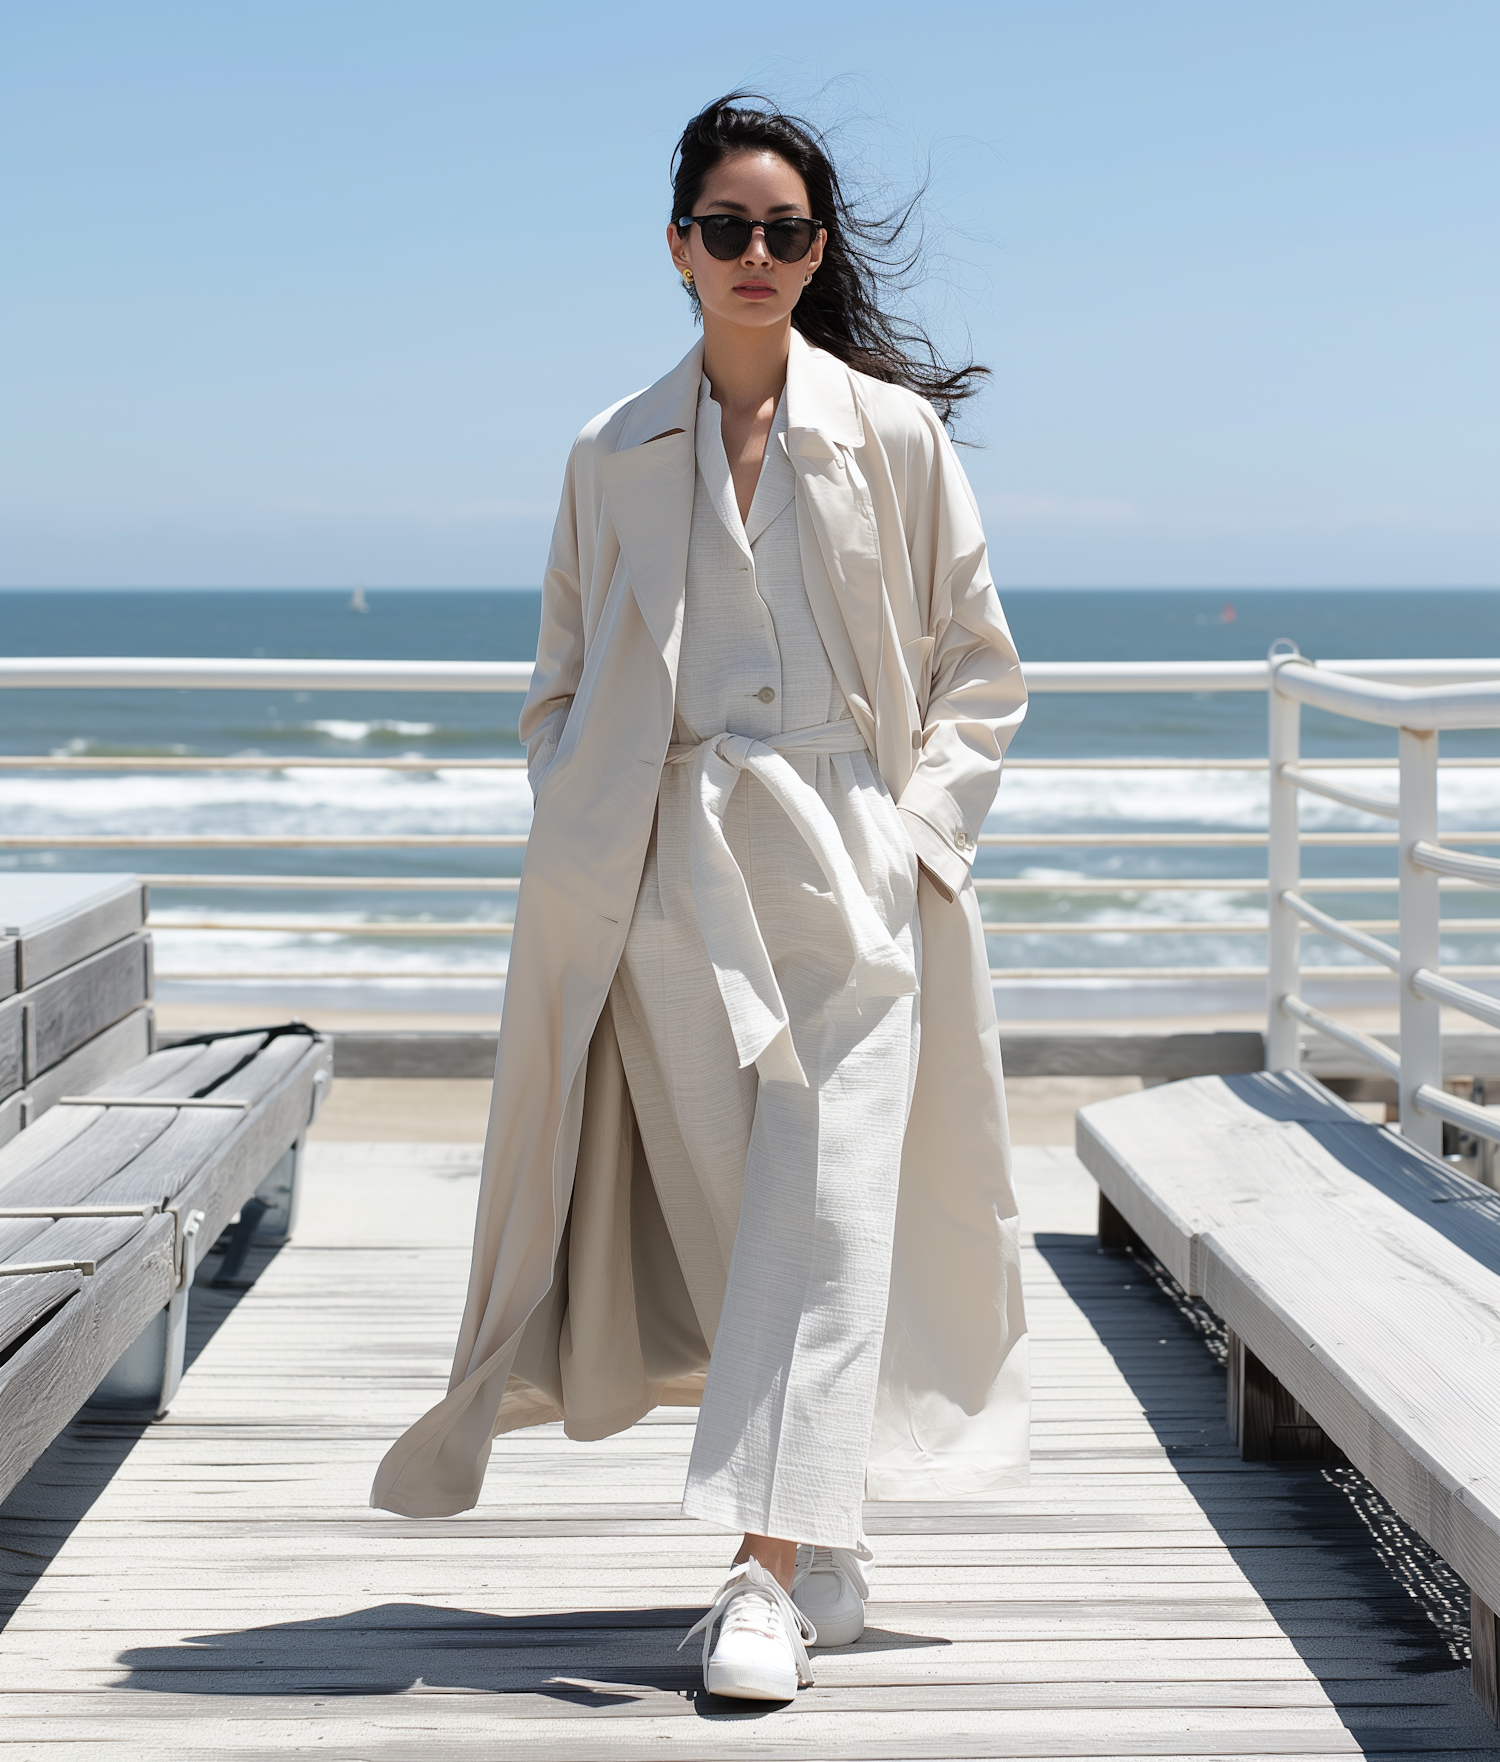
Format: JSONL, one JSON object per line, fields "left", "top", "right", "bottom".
{"left": 611, "top": 732, "right": 919, "bottom": 1549}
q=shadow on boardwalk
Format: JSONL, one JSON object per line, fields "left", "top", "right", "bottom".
{"left": 1034, "top": 1227, "right": 1490, "bottom": 1755}
{"left": 105, "top": 1602, "right": 946, "bottom": 1719}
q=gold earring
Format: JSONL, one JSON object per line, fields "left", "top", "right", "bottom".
{"left": 681, "top": 267, "right": 694, "bottom": 287}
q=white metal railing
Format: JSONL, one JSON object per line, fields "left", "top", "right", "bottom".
{"left": 2, "top": 654, "right": 1498, "bottom": 994}
{"left": 1265, "top": 645, "right": 1500, "bottom": 1156}
{"left": 4, "top": 656, "right": 1499, "bottom": 693}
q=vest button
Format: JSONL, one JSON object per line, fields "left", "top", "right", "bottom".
{"left": 755, "top": 686, "right": 777, "bottom": 704}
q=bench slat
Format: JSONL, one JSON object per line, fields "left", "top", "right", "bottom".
{"left": 1080, "top": 1073, "right": 1500, "bottom": 1294}
{"left": 0, "top": 1267, "right": 83, "bottom": 1355}
{"left": 0, "top": 1214, "right": 152, "bottom": 1277}
{"left": 0, "top": 1109, "right": 177, "bottom": 1211}
{"left": 0, "top": 1100, "right": 102, "bottom": 1186}
{"left": 25, "top": 1009, "right": 152, "bottom": 1121}
{"left": 91, "top": 1110, "right": 242, "bottom": 1207}
{"left": 24, "top": 933, "right": 151, "bottom": 1079}
{"left": 1081, "top": 1072, "right": 1383, "bottom": 1294}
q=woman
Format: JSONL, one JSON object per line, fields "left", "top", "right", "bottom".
{"left": 373, "top": 94, "right": 1030, "bottom": 1702}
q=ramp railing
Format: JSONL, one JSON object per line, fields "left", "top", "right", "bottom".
{"left": 1265, "top": 645, "right": 1500, "bottom": 1156}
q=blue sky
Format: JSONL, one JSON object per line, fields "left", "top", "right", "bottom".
{"left": 2, "top": 0, "right": 1495, "bottom": 588}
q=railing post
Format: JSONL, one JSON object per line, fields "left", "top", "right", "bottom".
{"left": 1399, "top": 725, "right": 1442, "bottom": 1155}
{"left": 1266, "top": 649, "right": 1302, "bottom": 1070}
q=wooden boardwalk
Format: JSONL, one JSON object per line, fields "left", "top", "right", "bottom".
{"left": 2, "top": 1140, "right": 1497, "bottom": 1759}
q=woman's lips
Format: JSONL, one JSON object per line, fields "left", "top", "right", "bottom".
{"left": 733, "top": 283, "right": 776, "bottom": 300}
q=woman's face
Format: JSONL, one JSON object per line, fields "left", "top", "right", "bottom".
{"left": 668, "top": 150, "right": 824, "bottom": 332}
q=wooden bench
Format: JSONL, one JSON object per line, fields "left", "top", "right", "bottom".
{"left": 0, "top": 1024, "right": 331, "bottom": 1502}
{"left": 1077, "top": 1069, "right": 1500, "bottom": 1722}
{"left": 1, "top": 873, "right": 155, "bottom": 1148}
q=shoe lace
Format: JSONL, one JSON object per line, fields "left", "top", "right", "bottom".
{"left": 791, "top": 1539, "right": 873, "bottom": 1602}
{"left": 679, "top": 1555, "right": 816, "bottom": 1687}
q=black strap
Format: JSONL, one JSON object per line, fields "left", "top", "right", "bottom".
{"left": 163, "top": 1021, "right": 320, "bottom": 1100}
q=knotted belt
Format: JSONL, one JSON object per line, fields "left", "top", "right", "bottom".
{"left": 662, "top": 720, "right": 917, "bottom": 1088}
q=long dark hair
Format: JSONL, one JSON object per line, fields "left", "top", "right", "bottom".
{"left": 670, "top": 93, "right": 987, "bottom": 430}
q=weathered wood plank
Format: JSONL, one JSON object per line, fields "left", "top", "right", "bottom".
{"left": 0, "top": 873, "right": 146, "bottom": 990}
{"left": 0, "top": 1210, "right": 175, "bottom": 1499}
{"left": 0, "top": 1700, "right": 1431, "bottom": 1762}
{"left": 1076, "top": 1071, "right": 1362, "bottom": 1294}
{"left": 0, "top": 1212, "right": 151, "bottom": 1277}
{"left": 1079, "top": 1070, "right": 1500, "bottom": 1290}
{"left": 93, "top": 1110, "right": 241, "bottom": 1207}
{"left": 0, "top": 1650, "right": 1441, "bottom": 1692}
{"left": 0, "top": 1088, "right": 23, "bottom": 1152}
{"left": 23, "top": 932, "right": 151, "bottom": 1079}
{"left": 0, "top": 1098, "right": 103, "bottom": 1187}
{"left": 0, "top": 1106, "right": 178, "bottom": 1212}
{"left": 25, "top": 1008, "right": 152, "bottom": 1120}
{"left": 90, "top": 1040, "right": 208, "bottom": 1098}
{"left": 0, "top": 993, "right": 22, "bottom": 1103}
{"left": 0, "top": 1266, "right": 82, "bottom": 1355}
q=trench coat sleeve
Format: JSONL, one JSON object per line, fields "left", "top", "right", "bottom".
{"left": 895, "top": 409, "right": 1027, "bottom": 898}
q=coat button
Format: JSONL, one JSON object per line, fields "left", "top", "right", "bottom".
{"left": 756, "top": 686, "right": 777, "bottom": 704}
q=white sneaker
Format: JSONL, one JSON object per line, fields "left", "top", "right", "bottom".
{"left": 679, "top": 1556, "right": 816, "bottom": 1700}
{"left": 791, "top": 1541, "right": 872, "bottom": 1647}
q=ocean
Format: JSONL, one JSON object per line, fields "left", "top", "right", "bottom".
{"left": 1, "top": 587, "right": 1496, "bottom": 1019}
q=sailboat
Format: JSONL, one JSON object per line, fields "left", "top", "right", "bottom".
{"left": 349, "top": 586, "right": 369, "bottom": 614}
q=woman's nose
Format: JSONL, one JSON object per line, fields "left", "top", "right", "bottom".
{"left": 741, "top": 225, "right": 773, "bottom": 264}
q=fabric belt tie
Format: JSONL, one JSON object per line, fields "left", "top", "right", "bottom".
{"left": 662, "top": 720, "right": 917, "bottom": 1088}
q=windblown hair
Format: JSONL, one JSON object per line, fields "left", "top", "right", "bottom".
{"left": 670, "top": 93, "right": 987, "bottom": 430}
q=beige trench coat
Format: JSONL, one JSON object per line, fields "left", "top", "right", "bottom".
{"left": 372, "top": 331, "right": 1030, "bottom": 1519}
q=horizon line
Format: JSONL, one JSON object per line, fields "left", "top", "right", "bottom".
{"left": 0, "top": 583, "right": 1495, "bottom": 595}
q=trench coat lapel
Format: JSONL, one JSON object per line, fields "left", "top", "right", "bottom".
{"left": 782, "top": 332, "right": 887, "bottom": 747}
{"left": 597, "top": 343, "right": 703, "bottom": 665}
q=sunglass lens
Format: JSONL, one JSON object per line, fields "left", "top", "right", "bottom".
{"left": 766, "top": 219, "right": 817, "bottom": 261}
{"left": 698, "top": 216, "right": 751, "bottom": 259}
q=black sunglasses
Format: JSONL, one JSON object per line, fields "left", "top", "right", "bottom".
{"left": 676, "top": 213, "right": 823, "bottom": 263}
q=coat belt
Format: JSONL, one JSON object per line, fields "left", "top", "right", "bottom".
{"left": 661, "top": 721, "right": 917, "bottom": 1088}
